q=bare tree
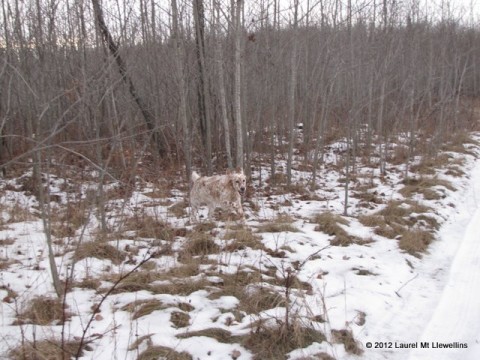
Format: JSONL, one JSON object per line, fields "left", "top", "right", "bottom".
{"left": 233, "top": 0, "right": 244, "bottom": 169}
{"left": 91, "top": 0, "right": 168, "bottom": 158}
{"left": 193, "top": 0, "right": 213, "bottom": 174}
{"left": 213, "top": 0, "right": 233, "bottom": 169}
{"left": 171, "top": 0, "right": 192, "bottom": 180}
{"left": 286, "top": 0, "right": 299, "bottom": 186}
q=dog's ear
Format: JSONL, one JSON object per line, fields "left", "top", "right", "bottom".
{"left": 235, "top": 166, "right": 243, "bottom": 174}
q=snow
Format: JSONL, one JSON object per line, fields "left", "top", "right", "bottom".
{"left": 1, "top": 134, "right": 480, "bottom": 359}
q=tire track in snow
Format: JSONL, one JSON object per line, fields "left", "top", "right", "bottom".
{"left": 408, "top": 161, "right": 480, "bottom": 360}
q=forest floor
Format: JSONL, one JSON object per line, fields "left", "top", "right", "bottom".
{"left": 0, "top": 131, "right": 479, "bottom": 360}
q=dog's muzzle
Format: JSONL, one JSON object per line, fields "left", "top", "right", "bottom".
{"left": 239, "top": 187, "right": 246, "bottom": 195}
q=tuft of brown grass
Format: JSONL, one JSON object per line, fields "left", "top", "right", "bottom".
{"left": 400, "top": 177, "right": 454, "bottom": 200}
{"left": 16, "top": 296, "right": 70, "bottom": 326}
{"left": 411, "top": 153, "right": 452, "bottom": 174}
{"left": 311, "top": 211, "right": 367, "bottom": 246}
{"left": 398, "top": 229, "right": 434, "bottom": 256}
{"left": 242, "top": 320, "right": 326, "bottom": 360}
{"left": 73, "top": 241, "right": 126, "bottom": 265}
{"left": 170, "top": 311, "right": 190, "bottom": 328}
{"left": 183, "top": 231, "right": 220, "bottom": 257}
{"left": 169, "top": 200, "right": 188, "bottom": 218}
{"left": 177, "top": 328, "right": 235, "bottom": 343}
{"left": 137, "top": 345, "right": 192, "bottom": 360}
{"left": 311, "top": 212, "right": 349, "bottom": 236}
{"left": 331, "top": 329, "right": 363, "bottom": 355}
{"left": 124, "top": 213, "right": 175, "bottom": 240}
{"left": 121, "top": 299, "right": 166, "bottom": 320}
{"left": 257, "top": 215, "right": 300, "bottom": 233}
{"left": 358, "top": 214, "right": 384, "bottom": 228}
{"left": 51, "top": 201, "right": 88, "bottom": 238}
{"left": 73, "top": 277, "right": 101, "bottom": 290}
{"left": 224, "top": 228, "right": 266, "bottom": 251}
{"left": 9, "top": 339, "right": 86, "bottom": 360}
{"left": 151, "top": 278, "right": 208, "bottom": 296}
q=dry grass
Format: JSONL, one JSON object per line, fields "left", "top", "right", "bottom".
{"left": 9, "top": 339, "right": 86, "bottom": 360}
{"left": 400, "top": 177, "right": 454, "bottom": 200}
{"left": 151, "top": 278, "right": 209, "bottom": 296}
{"left": 183, "top": 231, "right": 220, "bottom": 257}
{"left": 121, "top": 299, "right": 166, "bottom": 320}
{"left": 208, "top": 270, "right": 285, "bottom": 314}
{"left": 51, "top": 201, "right": 89, "bottom": 238}
{"left": 170, "top": 311, "right": 190, "bottom": 328}
{"left": 223, "top": 228, "right": 266, "bottom": 251}
{"left": 311, "top": 211, "right": 366, "bottom": 246}
{"left": 177, "top": 328, "right": 236, "bottom": 343}
{"left": 398, "top": 229, "right": 434, "bottom": 256}
{"left": 73, "top": 277, "right": 101, "bottom": 290}
{"left": 242, "top": 320, "right": 326, "bottom": 360}
{"left": 311, "top": 212, "right": 349, "bottom": 236}
{"left": 103, "top": 269, "right": 174, "bottom": 294}
{"left": 124, "top": 213, "right": 175, "bottom": 240}
{"left": 358, "top": 214, "right": 384, "bottom": 228}
{"left": 169, "top": 200, "right": 188, "bottom": 218}
{"left": 137, "top": 345, "right": 192, "bottom": 360}
{"left": 257, "top": 215, "right": 300, "bottom": 233}
{"left": 73, "top": 241, "right": 126, "bottom": 265}
{"left": 331, "top": 329, "right": 363, "bottom": 355}
{"left": 16, "top": 296, "right": 70, "bottom": 325}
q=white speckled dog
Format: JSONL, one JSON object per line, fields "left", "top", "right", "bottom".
{"left": 190, "top": 168, "right": 246, "bottom": 222}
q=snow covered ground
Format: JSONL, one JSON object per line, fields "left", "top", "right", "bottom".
{"left": 361, "top": 141, "right": 480, "bottom": 360}
{"left": 0, "top": 133, "right": 479, "bottom": 359}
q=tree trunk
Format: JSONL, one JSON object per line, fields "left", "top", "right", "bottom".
{"left": 233, "top": 0, "right": 244, "bottom": 169}
{"left": 193, "top": 0, "right": 213, "bottom": 174}
{"left": 91, "top": 0, "right": 168, "bottom": 158}
{"left": 171, "top": 0, "right": 192, "bottom": 181}
{"left": 214, "top": 0, "right": 232, "bottom": 169}
{"left": 286, "top": 0, "right": 299, "bottom": 186}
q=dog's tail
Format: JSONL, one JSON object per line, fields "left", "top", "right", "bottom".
{"left": 191, "top": 171, "right": 200, "bottom": 182}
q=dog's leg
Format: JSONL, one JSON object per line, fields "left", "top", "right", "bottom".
{"left": 207, "top": 205, "right": 216, "bottom": 220}
{"left": 190, "top": 203, "right": 199, "bottom": 223}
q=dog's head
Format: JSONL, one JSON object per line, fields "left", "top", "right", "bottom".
{"left": 228, "top": 168, "right": 246, "bottom": 195}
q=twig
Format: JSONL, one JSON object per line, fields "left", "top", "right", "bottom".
{"left": 74, "top": 252, "right": 154, "bottom": 359}
{"left": 395, "top": 273, "right": 419, "bottom": 297}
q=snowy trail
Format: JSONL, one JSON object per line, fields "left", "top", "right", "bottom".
{"left": 360, "top": 157, "right": 480, "bottom": 360}
{"left": 408, "top": 161, "right": 480, "bottom": 360}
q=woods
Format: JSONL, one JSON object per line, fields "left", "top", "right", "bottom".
{"left": 0, "top": 0, "right": 479, "bottom": 179}
{"left": 3, "top": 1, "right": 480, "bottom": 358}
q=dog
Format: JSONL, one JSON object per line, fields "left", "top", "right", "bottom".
{"left": 190, "top": 168, "right": 246, "bottom": 222}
